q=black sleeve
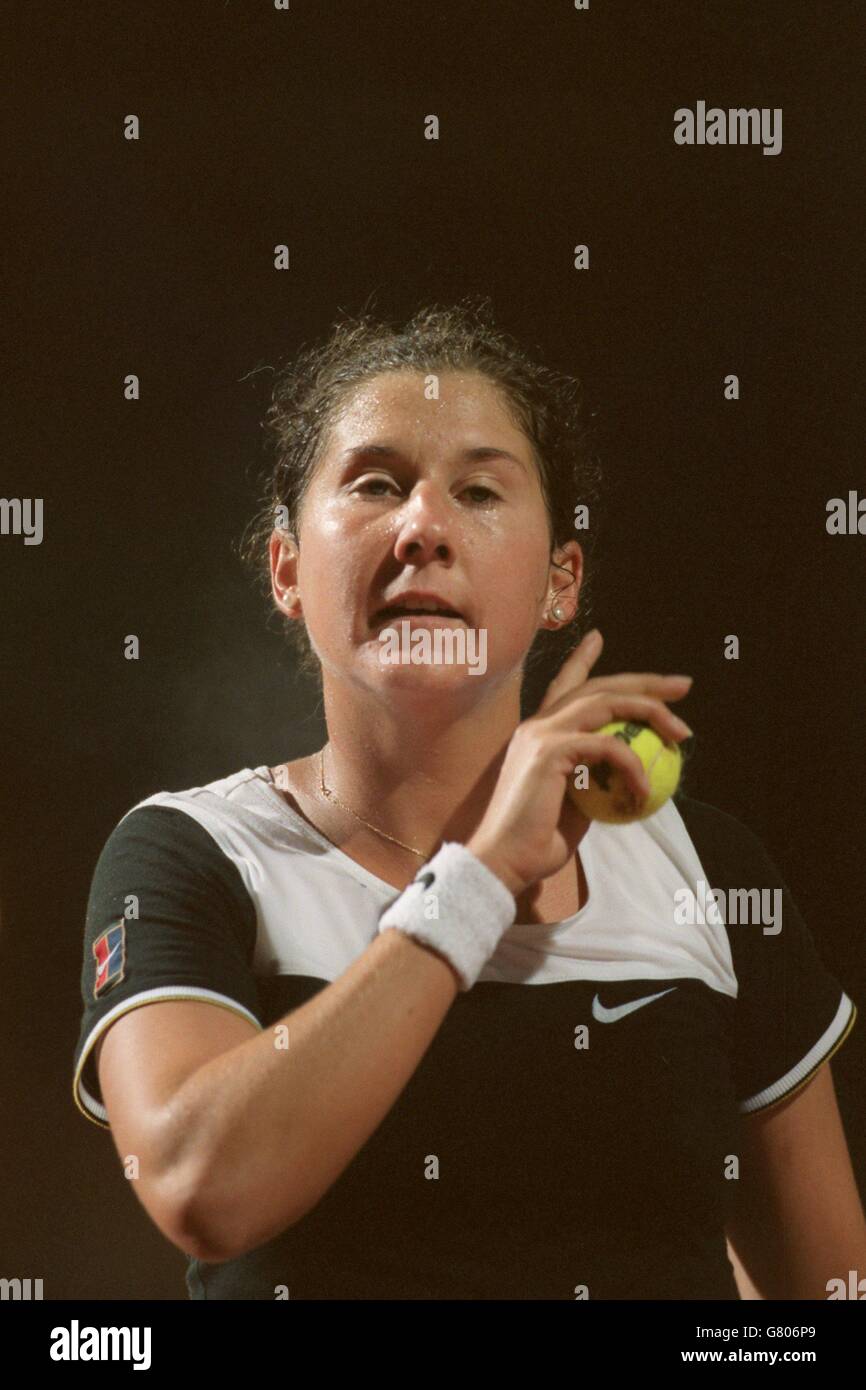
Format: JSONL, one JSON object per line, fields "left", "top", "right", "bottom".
{"left": 72, "top": 805, "right": 262, "bottom": 1130}
{"left": 674, "top": 793, "right": 857, "bottom": 1114}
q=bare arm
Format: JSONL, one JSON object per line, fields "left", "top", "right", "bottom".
{"left": 96, "top": 638, "right": 692, "bottom": 1270}
{"left": 98, "top": 925, "right": 462, "bottom": 1264}
{"left": 725, "top": 1062, "right": 866, "bottom": 1299}
{"left": 726, "top": 1235, "right": 763, "bottom": 1299}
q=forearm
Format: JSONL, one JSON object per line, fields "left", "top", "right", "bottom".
{"left": 164, "top": 926, "right": 460, "bottom": 1261}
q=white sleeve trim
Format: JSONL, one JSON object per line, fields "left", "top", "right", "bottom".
{"left": 738, "top": 992, "right": 856, "bottom": 1114}
{"left": 72, "top": 986, "right": 263, "bottom": 1128}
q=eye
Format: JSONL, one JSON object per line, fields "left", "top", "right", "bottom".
{"left": 354, "top": 475, "right": 398, "bottom": 496}
{"left": 351, "top": 477, "right": 501, "bottom": 503}
{"left": 463, "top": 485, "right": 500, "bottom": 503}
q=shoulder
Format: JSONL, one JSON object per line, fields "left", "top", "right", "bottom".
{"left": 91, "top": 801, "right": 255, "bottom": 906}
{"left": 670, "top": 792, "right": 810, "bottom": 923}
{"left": 122, "top": 763, "right": 277, "bottom": 829}
{"left": 99, "top": 763, "right": 294, "bottom": 890}
{"left": 672, "top": 792, "right": 774, "bottom": 869}
{"left": 668, "top": 795, "right": 857, "bottom": 1115}
{"left": 73, "top": 776, "right": 271, "bottom": 1130}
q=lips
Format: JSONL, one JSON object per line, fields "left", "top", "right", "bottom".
{"left": 370, "top": 593, "right": 468, "bottom": 628}
{"left": 371, "top": 605, "right": 466, "bottom": 627}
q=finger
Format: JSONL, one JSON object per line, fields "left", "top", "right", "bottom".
{"left": 560, "top": 732, "right": 654, "bottom": 803}
{"left": 569, "top": 672, "right": 693, "bottom": 704}
{"left": 547, "top": 691, "right": 693, "bottom": 743}
{"left": 537, "top": 630, "right": 604, "bottom": 714}
{"left": 543, "top": 674, "right": 692, "bottom": 722}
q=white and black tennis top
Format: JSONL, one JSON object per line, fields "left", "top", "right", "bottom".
{"left": 72, "top": 765, "right": 857, "bottom": 1300}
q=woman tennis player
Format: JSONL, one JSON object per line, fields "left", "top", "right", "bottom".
{"left": 73, "top": 301, "right": 865, "bottom": 1299}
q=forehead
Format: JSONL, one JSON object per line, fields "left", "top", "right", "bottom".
{"left": 327, "top": 370, "right": 527, "bottom": 447}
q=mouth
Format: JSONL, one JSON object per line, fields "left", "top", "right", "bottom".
{"left": 370, "top": 604, "right": 468, "bottom": 630}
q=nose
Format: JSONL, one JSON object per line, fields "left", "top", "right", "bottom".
{"left": 392, "top": 482, "right": 455, "bottom": 565}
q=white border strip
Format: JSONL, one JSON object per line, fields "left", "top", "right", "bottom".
{"left": 73, "top": 986, "right": 263, "bottom": 1127}
{"left": 739, "top": 993, "right": 856, "bottom": 1114}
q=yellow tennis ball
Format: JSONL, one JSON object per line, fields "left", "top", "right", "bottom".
{"left": 567, "top": 719, "right": 683, "bottom": 824}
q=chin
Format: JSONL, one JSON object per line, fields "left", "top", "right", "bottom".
{"left": 353, "top": 644, "right": 494, "bottom": 704}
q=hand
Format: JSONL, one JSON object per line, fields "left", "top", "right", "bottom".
{"left": 466, "top": 630, "right": 693, "bottom": 897}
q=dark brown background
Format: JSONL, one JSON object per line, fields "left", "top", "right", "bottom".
{"left": 1, "top": 0, "right": 863, "bottom": 1297}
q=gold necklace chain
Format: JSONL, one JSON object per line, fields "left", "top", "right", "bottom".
{"left": 313, "top": 597, "right": 566, "bottom": 864}
{"left": 318, "top": 746, "right": 432, "bottom": 861}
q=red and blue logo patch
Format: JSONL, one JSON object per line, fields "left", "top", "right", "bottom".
{"left": 93, "top": 920, "right": 126, "bottom": 999}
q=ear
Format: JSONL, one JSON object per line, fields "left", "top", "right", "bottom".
{"left": 269, "top": 528, "right": 302, "bottom": 617}
{"left": 541, "top": 539, "right": 584, "bottom": 627}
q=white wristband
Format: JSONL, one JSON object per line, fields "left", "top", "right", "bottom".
{"left": 377, "top": 841, "right": 517, "bottom": 991}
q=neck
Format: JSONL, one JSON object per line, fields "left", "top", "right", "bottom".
{"left": 318, "top": 669, "right": 525, "bottom": 853}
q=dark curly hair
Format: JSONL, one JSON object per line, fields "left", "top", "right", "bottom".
{"left": 237, "top": 294, "right": 603, "bottom": 717}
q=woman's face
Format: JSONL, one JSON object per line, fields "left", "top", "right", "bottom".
{"left": 271, "top": 369, "right": 582, "bottom": 706}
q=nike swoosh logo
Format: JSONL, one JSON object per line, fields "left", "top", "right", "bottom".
{"left": 591, "top": 987, "right": 677, "bottom": 1023}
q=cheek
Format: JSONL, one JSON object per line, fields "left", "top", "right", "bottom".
{"left": 299, "top": 531, "right": 372, "bottom": 639}
{"left": 296, "top": 550, "right": 343, "bottom": 640}
{"left": 483, "top": 565, "right": 547, "bottom": 656}
{"left": 495, "top": 547, "right": 548, "bottom": 610}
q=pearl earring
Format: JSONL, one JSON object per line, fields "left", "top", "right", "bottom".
{"left": 550, "top": 602, "right": 566, "bottom": 621}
